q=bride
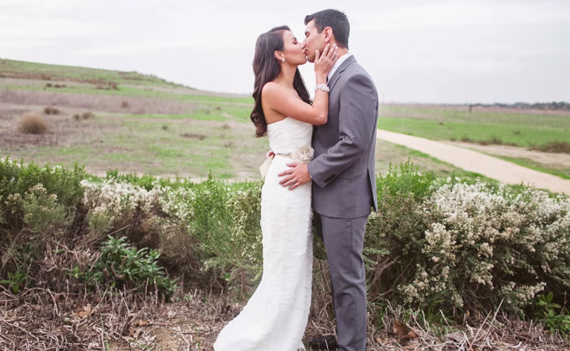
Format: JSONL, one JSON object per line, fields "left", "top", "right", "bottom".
{"left": 214, "top": 26, "right": 338, "bottom": 350}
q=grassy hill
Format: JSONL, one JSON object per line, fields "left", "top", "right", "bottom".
{"left": 1, "top": 59, "right": 484, "bottom": 180}
{"left": 0, "top": 59, "right": 268, "bottom": 179}
{"left": 0, "top": 58, "right": 184, "bottom": 87}
{"left": 1, "top": 58, "right": 568, "bottom": 180}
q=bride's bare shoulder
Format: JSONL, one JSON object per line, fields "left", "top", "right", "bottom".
{"left": 262, "top": 82, "right": 286, "bottom": 100}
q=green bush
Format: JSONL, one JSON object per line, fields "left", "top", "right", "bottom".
{"left": 365, "top": 169, "right": 570, "bottom": 316}
{"left": 77, "top": 236, "right": 177, "bottom": 299}
{"left": 0, "top": 157, "right": 85, "bottom": 210}
{"left": 80, "top": 173, "right": 264, "bottom": 298}
{"left": 21, "top": 184, "right": 72, "bottom": 234}
{"left": 534, "top": 292, "right": 570, "bottom": 336}
{"left": 0, "top": 159, "right": 84, "bottom": 292}
{"left": 365, "top": 162, "right": 437, "bottom": 302}
{"left": 1, "top": 158, "right": 569, "bottom": 322}
{"left": 160, "top": 175, "right": 263, "bottom": 298}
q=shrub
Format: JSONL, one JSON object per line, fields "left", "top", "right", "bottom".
{"left": 73, "top": 112, "right": 95, "bottom": 121}
{"left": 533, "top": 142, "right": 570, "bottom": 154}
{"left": 2, "top": 159, "right": 569, "bottom": 320}
{"left": 534, "top": 292, "right": 570, "bottom": 335}
{"left": 21, "top": 183, "right": 72, "bottom": 234}
{"left": 364, "top": 162, "right": 437, "bottom": 304}
{"left": 361, "top": 162, "right": 570, "bottom": 317}
{"left": 82, "top": 112, "right": 95, "bottom": 120}
{"left": 79, "top": 236, "right": 178, "bottom": 299}
{"left": 18, "top": 114, "right": 49, "bottom": 134}
{"left": 0, "top": 158, "right": 85, "bottom": 210}
{"left": 386, "top": 182, "right": 569, "bottom": 315}
{"left": 0, "top": 159, "right": 86, "bottom": 285}
{"left": 80, "top": 177, "right": 164, "bottom": 237}
{"left": 43, "top": 106, "right": 60, "bottom": 115}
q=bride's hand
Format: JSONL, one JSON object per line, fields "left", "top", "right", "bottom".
{"left": 314, "top": 44, "right": 339, "bottom": 77}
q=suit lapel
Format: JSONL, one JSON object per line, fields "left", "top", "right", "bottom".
{"left": 328, "top": 55, "right": 356, "bottom": 91}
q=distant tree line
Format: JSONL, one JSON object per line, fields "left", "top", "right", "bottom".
{"left": 470, "top": 101, "right": 570, "bottom": 110}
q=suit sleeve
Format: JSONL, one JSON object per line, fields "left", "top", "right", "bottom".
{"left": 307, "top": 73, "right": 378, "bottom": 188}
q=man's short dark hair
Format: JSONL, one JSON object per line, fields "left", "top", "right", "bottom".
{"left": 305, "top": 9, "right": 350, "bottom": 49}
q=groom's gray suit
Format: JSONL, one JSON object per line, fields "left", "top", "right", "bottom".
{"left": 307, "top": 55, "right": 378, "bottom": 351}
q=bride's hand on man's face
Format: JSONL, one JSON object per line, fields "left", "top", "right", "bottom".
{"left": 314, "top": 43, "right": 339, "bottom": 76}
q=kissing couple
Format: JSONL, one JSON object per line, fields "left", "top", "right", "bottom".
{"left": 214, "top": 9, "right": 379, "bottom": 351}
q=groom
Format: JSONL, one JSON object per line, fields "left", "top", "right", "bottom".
{"left": 279, "top": 9, "right": 379, "bottom": 351}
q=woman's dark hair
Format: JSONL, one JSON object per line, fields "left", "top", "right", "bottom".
{"left": 305, "top": 9, "right": 350, "bottom": 49}
{"left": 251, "top": 26, "right": 311, "bottom": 137}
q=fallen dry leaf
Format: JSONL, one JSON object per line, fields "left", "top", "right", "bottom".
{"left": 376, "top": 337, "right": 391, "bottom": 345}
{"left": 73, "top": 304, "right": 92, "bottom": 319}
{"left": 129, "top": 327, "right": 143, "bottom": 339}
{"left": 134, "top": 319, "right": 150, "bottom": 327}
{"left": 393, "top": 320, "right": 418, "bottom": 342}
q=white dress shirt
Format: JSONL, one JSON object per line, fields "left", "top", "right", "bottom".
{"left": 328, "top": 52, "right": 353, "bottom": 82}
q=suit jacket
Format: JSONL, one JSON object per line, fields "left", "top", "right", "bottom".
{"left": 307, "top": 55, "right": 379, "bottom": 219}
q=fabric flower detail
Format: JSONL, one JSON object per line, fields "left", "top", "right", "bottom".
{"left": 292, "top": 145, "right": 314, "bottom": 163}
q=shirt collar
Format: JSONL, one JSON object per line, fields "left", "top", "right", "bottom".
{"left": 328, "top": 52, "right": 352, "bottom": 81}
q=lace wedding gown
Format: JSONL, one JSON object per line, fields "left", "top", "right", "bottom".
{"left": 214, "top": 117, "right": 314, "bottom": 351}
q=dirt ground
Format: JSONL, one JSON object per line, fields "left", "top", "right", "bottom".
{"left": 379, "top": 130, "right": 570, "bottom": 194}
{"left": 0, "top": 95, "right": 264, "bottom": 180}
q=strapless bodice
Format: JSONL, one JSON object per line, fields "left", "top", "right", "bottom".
{"left": 267, "top": 117, "right": 313, "bottom": 154}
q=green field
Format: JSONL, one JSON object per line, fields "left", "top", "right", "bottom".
{"left": 1, "top": 59, "right": 568, "bottom": 180}
{"left": 0, "top": 59, "right": 174, "bottom": 86}
{"left": 379, "top": 104, "right": 570, "bottom": 178}
{"left": 379, "top": 104, "right": 570, "bottom": 147}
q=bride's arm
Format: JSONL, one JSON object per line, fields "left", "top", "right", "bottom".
{"left": 262, "top": 44, "right": 338, "bottom": 126}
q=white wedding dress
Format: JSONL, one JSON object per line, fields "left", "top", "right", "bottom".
{"left": 214, "top": 117, "right": 314, "bottom": 351}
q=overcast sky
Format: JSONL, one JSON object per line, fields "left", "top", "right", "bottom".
{"left": 1, "top": 0, "right": 569, "bottom": 103}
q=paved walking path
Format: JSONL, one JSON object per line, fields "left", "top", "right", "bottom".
{"left": 378, "top": 130, "right": 570, "bottom": 195}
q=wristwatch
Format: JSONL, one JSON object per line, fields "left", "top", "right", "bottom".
{"left": 314, "top": 84, "right": 330, "bottom": 92}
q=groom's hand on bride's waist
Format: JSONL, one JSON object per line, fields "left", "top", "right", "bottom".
{"left": 278, "top": 163, "right": 311, "bottom": 190}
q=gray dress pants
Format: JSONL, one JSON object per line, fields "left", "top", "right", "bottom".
{"left": 315, "top": 213, "right": 368, "bottom": 351}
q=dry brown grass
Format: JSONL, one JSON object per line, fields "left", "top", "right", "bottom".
{"left": 73, "top": 112, "right": 95, "bottom": 121}
{"left": 0, "top": 251, "right": 566, "bottom": 350}
{"left": 18, "top": 113, "right": 49, "bottom": 134}
{"left": 3, "top": 287, "right": 563, "bottom": 351}
{"left": 180, "top": 133, "right": 206, "bottom": 140}
{"left": 533, "top": 141, "right": 570, "bottom": 154}
{"left": 0, "top": 89, "right": 196, "bottom": 115}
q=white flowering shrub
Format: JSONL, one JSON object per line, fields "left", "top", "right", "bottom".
{"left": 80, "top": 175, "right": 263, "bottom": 297}
{"left": 2, "top": 158, "right": 569, "bottom": 317}
{"left": 364, "top": 162, "right": 569, "bottom": 316}
{"left": 0, "top": 157, "right": 85, "bottom": 211}
{"left": 159, "top": 186, "right": 196, "bottom": 220}
{"left": 80, "top": 178, "right": 164, "bottom": 235}
{"left": 405, "top": 182, "right": 570, "bottom": 313}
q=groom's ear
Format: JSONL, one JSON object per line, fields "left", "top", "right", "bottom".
{"left": 323, "top": 26, "right": 334, "bottom": 43}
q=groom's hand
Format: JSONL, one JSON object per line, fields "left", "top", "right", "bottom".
{"left": 278, "top": 163, "right": 311, "bottom": 190}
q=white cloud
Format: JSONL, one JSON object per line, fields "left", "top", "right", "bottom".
{"left": 1, "top": 0, "right": 569, "bottom": 103}
{"left": 353, "top": 1, "right": 570, "bottom": 32}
